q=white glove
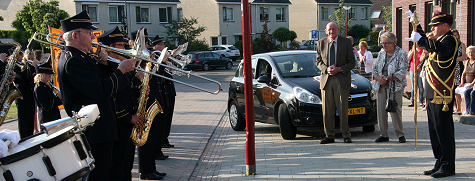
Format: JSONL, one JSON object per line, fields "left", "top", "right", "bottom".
{"left": 0, "top": 140, "right": 8, "bottom": 158}
{"left": 405, "top": 32, "right": 422, "bottom": 42}
{"left": 405, "top": 10, "right": 413, "bottom": 19}
{"left": 0, "top": 130, "right": 20, "bottom": 148}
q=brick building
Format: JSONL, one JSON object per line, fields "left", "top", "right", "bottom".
{"left": 392, "top": 0, "right": 474, "bottom": 52}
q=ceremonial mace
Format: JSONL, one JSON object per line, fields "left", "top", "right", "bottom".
{"left": 410, "top": 12, "right": 419, "bottom": 149}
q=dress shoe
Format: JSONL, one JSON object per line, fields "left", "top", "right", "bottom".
{"left": 140, "top": 172, "right": 164, "bottom": 180}
{"left": 423, "top": 168, "right": 439, "bottom": 175}
{"left": 398, "top": 136, "right": 406, "bottom": 143}
{"left": 154, "top": 171, "right": 167, "bottom": 176}
{"left": 343, "top": 137, "right": 352, "bottom": 143}
{"left": 320, "top": 137, "right": 335, "bottom": 144}
{"left": 155, "top": 155, "right": 169, "bottom": 160}
{"left": 162, "top": 143, "right": 174, "bottom": 148}
{"left": 375, "top": 136, "right": 389, "bottom": 142}
{"left": 431, "top": 169, "right": 455, "bottom": 178}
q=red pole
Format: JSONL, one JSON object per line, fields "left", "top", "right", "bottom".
{"left": 241, "top": 0, "right": 256, "bottom": 175}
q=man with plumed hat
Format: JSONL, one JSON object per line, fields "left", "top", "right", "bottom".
{"left": 406, "top": 10, "right": 457, "bottom": 178}
{"left": 33, "top": 61, "right": 62, "bottom": 124}
{"left": 57, "top": 10, "right": 138, "bottom": 180}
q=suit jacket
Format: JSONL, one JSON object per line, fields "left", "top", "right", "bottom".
{"left": 114, "top": 72, "right": 140, "bottom": 139}
{"left": 14, "top": 62, "right": 36, "bottom": 101}
{"left": 58, "top": 46, "right": 130, "bottom": 144}
{"left": 34, "top": 81, "right": 62, "bottom": 123}
{"left": 316, "top": 35, "right": 356, "bottom": 90}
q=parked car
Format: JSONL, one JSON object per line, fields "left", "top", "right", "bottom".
{"left": 209, "top": 45, "right": 241, "bottom": 61}
{"left": 185, "top": 51, "right": 233, "bottom": 71}
{"left": 299, "top": 40, "right": 318, "bottom": 50}
{"left": 227, "top": 51, "right": 377, "bottom": 139}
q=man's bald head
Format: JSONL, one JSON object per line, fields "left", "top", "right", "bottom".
{"left": 325, "top": 22, "right": 339, "bottom": 40}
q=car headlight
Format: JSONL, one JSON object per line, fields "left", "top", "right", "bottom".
{"left": 370, "top": 89, "right": 377, "bottom": 101}
{"left": 293, "top": 86, "right": 322, "bottom": 104}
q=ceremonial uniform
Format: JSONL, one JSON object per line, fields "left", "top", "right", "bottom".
{"left": 58, "top": 10, "right": 130, "bottom": 180}
{"left": 14, "top": 60, "right": 36, "bottom": 139}
{"left": 33, "top": 62, "right": 61, "bottom": 124}
{"left": 411, "top": 10, "right": 457, "bottom": 177}
{"left": 157, "top": 62, "right": 176, "bottom": 147}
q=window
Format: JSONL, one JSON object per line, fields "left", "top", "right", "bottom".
{"left": 159, "top": 7, "right": 172, "bottom": 23}
{"left": 136, "top": 6, "right": 150, "bottom": 23}
{"left": 276, "top": 7, "right": 284, "bottom": 21}
{"left": 211, "top": 37, "right": 218, "bottom": 46}
{"left": 223, "top": 7, "right": 234, "bottom": 21}
{"left": 235, "top": 35, "right": 242, "bottom": 43}
{"left": 82, "top": 5, "right": 97, "bottom": 23}
{"left": 260, "top": 7, "right": 269, "bottom": 21}
{"left": 321, "top": 7, "right": 329, "bottom": 20}
{"left": 221, "top": 37, "right": 227, "bottom": 45}
{"left": 349, "top": 7, "right": 356, "bottom": 19}
{"left": 109, "top": 5, "right": 125, "bottom": 23}
{"left": 360, "top": 7, "right": 367, "bottom": 19}
{"left": 177, "top": 8, "right": 183, "bottom": 22}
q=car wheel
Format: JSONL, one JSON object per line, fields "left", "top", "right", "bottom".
{"left": 229, "top": 101, "right": 245, "bottom": 131}
{"left": 226, "top": 62, "right": 233, "bottom": 70}
{"left": 202, "top": 63, "right": 209, "bottom": 71}
{"left": 278, "top": 104, "right": 296, "bottom": 140}
{"left": 363, "top": 125, "right": 375, "bottom": 132}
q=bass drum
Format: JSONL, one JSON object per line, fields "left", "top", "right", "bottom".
{"left": 0, "top": 126, "right": 94, "bottom": 181}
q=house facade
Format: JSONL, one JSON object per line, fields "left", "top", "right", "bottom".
{"left": 289, "top": 0, "right": 373, "bottom": 43}
{"left": 0, "top": 0, "right": 180, "bottom": 39}
{"left": 178, "top": 0, "right": 291, "bottom": 46}
{"left": 393, "top": 0, "right": 474, "bottom": 52}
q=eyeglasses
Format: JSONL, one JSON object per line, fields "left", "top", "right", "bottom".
{"left": 380, "top": 42, "right": 393, "bottom": 45}
{"left": 76, "top": 30, "right": 94, "bottom": 36}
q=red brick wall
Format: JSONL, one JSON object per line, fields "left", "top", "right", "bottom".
{"left": 393, "top": 0, "right": 471, "bottom": 52}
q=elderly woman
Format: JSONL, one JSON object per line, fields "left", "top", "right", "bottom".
{"left": 456, "top": 46, "right": 475, "bottom": 115}
{"left": 372, "top": 32, "right": 409, "bottom": 143}
{"left": 358, "top": 41, "right": 373, "bottom": 80}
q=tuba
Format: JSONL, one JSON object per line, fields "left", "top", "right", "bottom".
{"left": 130, "top": 28, "right": 163, "bottom": 146}
{"left": 0, "top": 42, "right": 23, "bottom": 126}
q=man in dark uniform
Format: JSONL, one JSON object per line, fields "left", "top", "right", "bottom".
{"left": 57, "top": 10, "right": 138, "bottom": 180}
{"left": 152, "top": 35, "right": 176, "bottom": 149}
{"left": 14, "top": 50, "right": 38, "bottom": 139}
{"left": 407, "top": 10, "right": 457, "bottom": 178}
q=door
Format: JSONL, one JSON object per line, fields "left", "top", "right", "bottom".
{"left": 253, "top": 59, "right": 274, "bottom": 122}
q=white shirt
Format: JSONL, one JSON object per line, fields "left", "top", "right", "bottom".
{"left": 357, "top": 50, "right": 374, "bottom": 73}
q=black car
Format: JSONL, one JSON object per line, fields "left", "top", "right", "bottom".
{"left": 185, "top": 51, "right": 234, "bottom": 71}
{"left": 227, "top": 51, "right": 377, "bottom": 139}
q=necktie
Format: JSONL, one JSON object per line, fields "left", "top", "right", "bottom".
{"left": 329, "top": 41, "right": 335, "bottom": 66}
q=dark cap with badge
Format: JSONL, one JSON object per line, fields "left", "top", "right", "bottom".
{"left": 429, "top": 10, "right": 453, "bottom": 26}
{"left": 97, "top": 26, "right": 128, "bottom": 46}
{"left": 36, "top": 62, "right": 55, "bottom": 74}
{"left": 151, "top": 35, "right": 164, "bottom": 46}
{"left": 60, "top": 10, "right": 98, "bottom": 33}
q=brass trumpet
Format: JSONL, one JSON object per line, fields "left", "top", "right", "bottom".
{"left": 31, "top": 32, "right": 222, "bottom": 95}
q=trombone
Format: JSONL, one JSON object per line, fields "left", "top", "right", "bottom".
{"left": 31, "top": 32, "right": 222, "bottom": 95}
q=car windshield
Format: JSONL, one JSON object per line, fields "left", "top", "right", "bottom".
{"left": 273, "top": 53, "right": 321, "bottom": 77}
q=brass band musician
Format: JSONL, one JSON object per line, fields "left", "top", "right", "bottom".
{"left": 33, "top": 62, "right": 62, "bottom": 124}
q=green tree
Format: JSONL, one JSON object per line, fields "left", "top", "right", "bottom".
{"left": 348, "top": 24, "right": 371, "bottom": 40}
{"left": 260, "top": 20, "right": 274, "bottom": 53}
{"left": 329, "top": 0, "right": 351, "bottom": 36}
{"left": 382, "top": 6, "right": 392, "bottom": 32}
{"left": 162, "top": 17, "right": 206, "bottom": 44}
{"left": 272, "top": 27, "right": 297, "bottom": 49}
{"left": 11, "top": 0, "right": 69, "bottom": 48}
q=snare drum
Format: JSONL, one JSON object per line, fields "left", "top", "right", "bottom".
{"left": 0, "top": 126, "right": 94, "bottom": 181}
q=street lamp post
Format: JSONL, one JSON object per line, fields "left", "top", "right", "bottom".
{"left": 343, "top": 5, "right": 351, "bottom": 37}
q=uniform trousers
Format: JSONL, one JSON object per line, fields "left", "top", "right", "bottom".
{"left": 162, "top": 96, "right": 175, "bottom": 145}
{"left": 376, "top": 88, "right": 404, "bottom": 137}
{"left": 86, "top": 141, "right": 114, "bottom": 180}
{"left": 138, "top": 113, "right": 160, "bottom": 174}
{"left": 426, "top": 99, "right": 456, "bottom": 172}
{"left": 321, "top": 75, "right": 351, "bottom": 139}
{"left": 111, "top": 139, "right": 135, "bottom": 181}
{"left": 16, "top": 97, "right": 35, "bottom": 139}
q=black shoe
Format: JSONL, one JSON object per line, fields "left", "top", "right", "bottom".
{"left": 375, "top": 136, "right": 389, "bottom": 143}
{"left": 343, "top": 137, "right": 352, "bottom": 143}
{"left": 140, "top": 172, "right": 164, "bottom": 180}
{"left": 154, "top": 171, "right": 167, "bottom": 176}
{"left": 398, "top": 136, "right": 406, "bottom": 143}
{"left": 320, "top": 137, "right": 335, "bottom": 144}
{"left": 155, "top": 155, "right": 169, "bottom": 160}
{"left": 408, "top": 104, "right": 414, "bottom": 107}
{"left": 167, "top": 144, "right": 174, "bottom": 148}
{"left": 162, "top": 143, "right": 174, "bottom": 148}
{"left": 423, "top": 168, "right": 439, "bottom": 175}
{"left": 431, "top": 169, "right": 455, "bottom": 178}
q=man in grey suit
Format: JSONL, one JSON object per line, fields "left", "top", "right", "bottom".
{"left": 316, "top": 22, "right": 356, "bottom": 144}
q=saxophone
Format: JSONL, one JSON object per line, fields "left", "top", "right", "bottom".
{"left": 130, "top": 62, "right": 163, "bottom": 146}
{"left": 0, "top": 42, "right": 23, "bottom": 126}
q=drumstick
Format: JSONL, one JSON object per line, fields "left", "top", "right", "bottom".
{"left": 3, "top": 139, "right": 11, "bottom": 147}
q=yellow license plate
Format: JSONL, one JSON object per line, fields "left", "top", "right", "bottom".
{"left": 348, "top": 107, "right": 365, "bottom": 115}
{"left": 235, "top": 54, "right": 239, "bottom": 56}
